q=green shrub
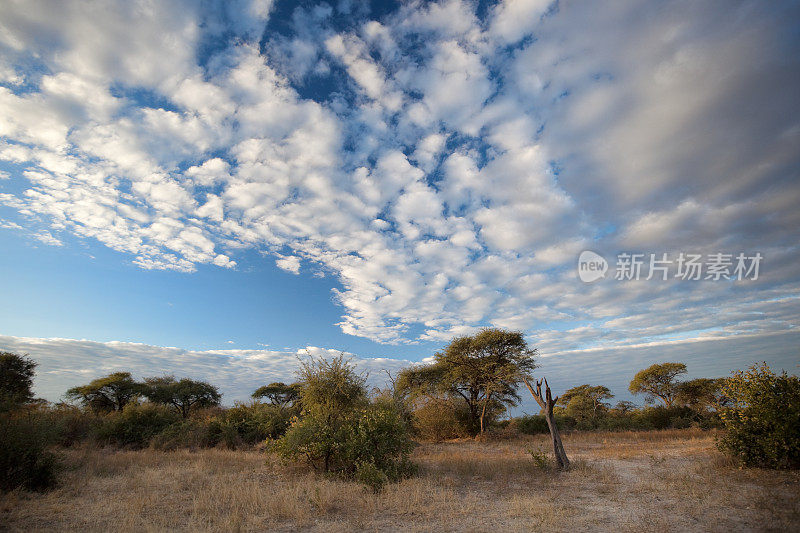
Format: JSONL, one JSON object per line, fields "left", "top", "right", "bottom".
{"left": 412, "top": 399, "right": 470, "bottom": 441}
{"left": 515, "top": 414, "right": 549, "bottom": 434}
{"left": 95, "top": 403, "right": 180, "bottom": 448}
{"left": 216, "top": 402, "right": 294, "bottom": 445}
{"left": 528, "top": 448, "right": 551, "bottom": 469}
{"left": 355, "top": 461, "right": 389, "bottom": 493}
{"left": 0, "top": 412, "right": 59, "bottom": 492}
{"left": 150, "top": 419, "right": 216, "bottom": 450}
{"left": 718, "top": 363, "right": 800, "bottom": 469}
{"left": 271, "top": 355, "right": 416, "bottom": 489}
{"left": 273, "top": 403, "right": 415, "bottom": 482}
{"left": 634, "top": 406, "right": 694, "bottom": 430}
{"left": 47, "top": 405, "right": 102, "bottom": 447}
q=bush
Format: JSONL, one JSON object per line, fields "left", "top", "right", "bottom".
{"left": 355, "top": 461, "right": 389, "bottom": 493}
{"left": 273, "top": 402, "right": 416, "bottom": 483}
{"left": 0, "top": 412, "right": 59, "bottom": 492}
{"left": 46, "top": 405, "right": 102, "bottom": 447}
{"left": 412, "top": 399, "right": 470, "bottom": 441}
{"left": 718, "top": 363, "right": 800, "bottom": 469}
{"left": 515, "top": 414, "right": 549, "bottom": 434}
{"left": 150, "top": 419, "right": 216, "bottom": 450}
{"left": 95, "top": 403, "right": 180, "bottom": 448}
{"left": 271, "top": 355, "right": 416, "bottom": 489}
{"left": 633, "top": 406, "right": 695, "bottom": 430}
{"left": 215, "top": 402, "right": 294, "bottom": 445}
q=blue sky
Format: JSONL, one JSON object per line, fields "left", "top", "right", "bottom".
{"left": 0, "top": 0, "right": 798, "bottom": 406}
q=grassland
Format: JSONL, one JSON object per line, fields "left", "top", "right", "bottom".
{"left": 1, "top": 429, "right": 798, "bottom": 532}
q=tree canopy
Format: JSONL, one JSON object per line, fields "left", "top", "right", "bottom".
{"left": 0, "top": 352, "right": 37, "bottom": 410}
{"left": 252, "top": 382, "right": 301, "bottom": 407}
{"left": 66, "top": 372, "right": 143, "bottom": 413}
{"left": 557, "top": 384, "right": 614, "bottom": 420}
{"left": 143, "top": 376, "right": 221, "bottom": 418}
{"left": 628, "top": 362, "right": 687, "bottom": 407}
{"left": 397, "top": 328, "right": 536, "bottom": 434}
{"left": 675, "top": 377, "right": 728, "bottom": 411}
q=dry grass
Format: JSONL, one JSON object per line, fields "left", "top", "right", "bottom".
{"left": 1, "top": 429, "right": 798, "bottom": 532}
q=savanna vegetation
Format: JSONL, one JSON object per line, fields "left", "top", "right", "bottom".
{"left": 1, "top": 332, "right": 799, "bottom": 531}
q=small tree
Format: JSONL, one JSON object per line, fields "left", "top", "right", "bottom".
{"left": 143, "top": 376, "right": 221, "bottom": 418}
{"left": 675, "top": 378, "right": 728, "bottom": 412}
{"left": 628, "top": 363, "right": 687, "bottom": 407}
{"left": 557, "top": 384, "right": 613, "bottom": 421}
{"left": 252, "top": 382, "right": 301, "bottom": 407}
{"left": 0, "top": 352, "right": 37, "bottom": 410}
{"left": 272, "top": 355, "right": 415, "bottom": 487}
{"left": 397, "top": 329, "right": 536, "bottom": 435}
{"left": 66, "top": 372, "right": 143, "bottom": 413}
{"left": 718, "top": 363, "right": 800, "bottom": 469}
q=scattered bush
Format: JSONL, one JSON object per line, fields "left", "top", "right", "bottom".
{"left": 150, "top": 419, "right": 216, "bottom": 450}
{"left": 0, "top": 412, "right": 59, "bottom": 492}
{"left": 412, "top": 399, "right": 471, "bottom": 441}
{"left": 0, "top": 352, "right": 37, "bottom": 411}
{"left": 355, "top": 460, "right": 389, "bottom": 493}
{"left": 95, "top": 403, "right": 180, "bottom": 448}
{"left": 718, "top": 363, "right": 800, "bottom": 469}
{"left": 515, "top": 414, "right": 549, "bottom": 434}
{"left": 216, "top": 402, "right": 294, "bottom": 445}
{"left": 46, "top": 404, "right": 102, "bottom": 447}
{"left": 528, "top": 448, "right": 551, "bottom": 469}
{"left": 271, "top": 355, "right": 416, "bottom": 489}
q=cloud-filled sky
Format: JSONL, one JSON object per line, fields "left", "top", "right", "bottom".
{"left": 0, "top": 0, "right": 798, "bottom": 405}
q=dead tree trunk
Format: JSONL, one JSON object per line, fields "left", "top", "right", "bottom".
{"left": 523, "top": 377, "right": 570, "bottom": 470}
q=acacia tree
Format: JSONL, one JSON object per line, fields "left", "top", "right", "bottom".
{"left": 0, "top": 352, "right": 37, "bottom": 410}
{"left": 397, "top": 329, "right": 536, "bottom": 435}
{"left": 252, "top": 382, "right": 301, "bottom": 407}
{"left": 557, "top": 384, "right": 614, "bottom": 420}
{"left": 143, "top": 376, "right": 221, "bottom": 418}
{"left": 66, "top": 372, "right": 143, "bottom": 413}
{"left": 675, "top": 378, "right": 728, "bottom": 411}
{"left": 628, "top": 363, "right": 687, "bottom": 407}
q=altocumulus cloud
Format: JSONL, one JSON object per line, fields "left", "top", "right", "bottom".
{"left": 0, "top": 0, "right": 798, "bottom": 355}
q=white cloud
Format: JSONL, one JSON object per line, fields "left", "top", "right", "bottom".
{"left": 0, "top": 0, "right": 797, "bottom": 352}
{"left": 275, "top": 254, "right": 301, "bottom": 274}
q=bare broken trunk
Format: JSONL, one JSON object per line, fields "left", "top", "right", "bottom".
{"left": 523, "top": 377, "right": 570, "bottom": 469}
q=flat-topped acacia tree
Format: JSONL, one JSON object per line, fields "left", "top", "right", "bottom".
{"left": 398, "top": 328, "right": 536, "bottom": 435}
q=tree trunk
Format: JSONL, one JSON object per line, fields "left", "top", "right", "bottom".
{"left": 523, "top": 377, "right": 570, "bottom": 470}
{"left": 479, "top": 392, "right": 492, "bottom": 435}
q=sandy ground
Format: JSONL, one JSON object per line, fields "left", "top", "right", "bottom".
{"left": 1, "top": 429, "right": 798, "bottom": 532}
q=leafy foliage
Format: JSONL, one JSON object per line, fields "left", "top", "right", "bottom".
{"left": 411, "top": 398, "right": 471, "bottom": 441}
{"left": 628, "top": 363, "right": 687, "bottom": 407}
{"left": 95, "top": 403, "right": 181, "bottom": 448}
{"left": 397, "top": 328, "right": 536, "bottom": 434}
{"left": 251, "top": 382, "right": 301, "bottom": 407}
{"left": 0, "top": 352, "right": 37, "bottom": 411}
{"left": 143, "top": 376, "right": 221, "bottom": 418}
{"left": 271, "top": 355, "right": 415, "bottom": 489}
{"left": 675, "top": 378, "right": 728, "bottom": 411}
{"left": 66, "top": 372, "right": 144, "bottom": 413}
{"left": 556, "top": 384, "right": 614, "bottom": 422}
{"left": 210, "top": 401, "right": 296, "bottom": 447}
{"left": 0, "top": 410, "right": 59, "bottom": 492}
{"left": 718, "top": 363, "right": 800, "bottom": 469}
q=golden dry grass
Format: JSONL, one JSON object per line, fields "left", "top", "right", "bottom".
{"left": 1, "top": 429, "right": 798, "bottom": 532}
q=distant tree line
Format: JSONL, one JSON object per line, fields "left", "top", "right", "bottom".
{"left": 1, "top": 332, "right": 799, "bottom": 493}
